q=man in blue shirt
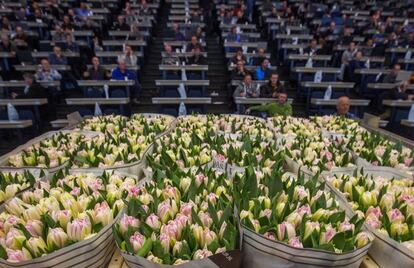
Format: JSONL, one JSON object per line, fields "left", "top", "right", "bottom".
{"left": 255, "top": 58, "right": 272, "bottom": 80}
{"left": 334, "top": 96, "right": 357, "bottom": 119}
{"left": 111, "top": 59, "right": 141, "bottom": 103}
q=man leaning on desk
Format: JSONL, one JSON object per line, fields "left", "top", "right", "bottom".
{"left": 246, "top": 90, "right": 292, "bottom": 117}
{"left": 11, "top": 73, "right": 48, "bottom": 99}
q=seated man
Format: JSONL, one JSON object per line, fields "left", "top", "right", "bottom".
{"left": 162, "top": 44, "right": 180, "bottom": 65}
{"left": 83, "top": 57, "right": 110, "bottom": 80}
{"left": 246, "top": 90, "right": 292, "bottom": 117}
{"left": 187, "top": 45, "right": 207, "bottom": 65}
{"left": 111, "top": 59, "right": 141, "bottom": 103}
{"left": 186, "top": 35, "right": 203, "bottom": 52}
{"left": 112, "top": 15, "right": 130, "bottom": 31}
{"left": 382, "top": 63, "right": 401, "bottom": 84}
{"left": 49, "top": 46, "right": 68, "bottom": 65}
{"left": 255, "top": 58, "right": 272, "bottom": 80}
{"left": 64, "top": 33, "right": 79, "bottom": 52}
{"left": 251, "top": 48, "right": 266, "bottom": 66}
{"left": 231, "top": 60, "right": 250, "bottom": 80}
{"left": 233, "top": 74, "right": 259, "bottom": 113}
{"left": 231, "top": 49, "right": 247, "bottom": 65}
{"left": 226, "top": 26, "right": 249, "bottom": 43}
{"left": 304, "top": 39, "right": 320, "bottom": 55}
{"left": 334, "top": 96, "right": 357, "bottom": 119}
{"left": 11, "top": 72, "right": 48, "bottom": 99}
{"left": 260, "top": 73, "right": 285, "bottom": 98}
{"left": 171, "top": 23, "right": 185, "bottom": 41}
{"left": 117, "top": 45, "right": 138, "bottom": 66}
{"left": 35, "top": 58, "right": 62, "bottom": 82}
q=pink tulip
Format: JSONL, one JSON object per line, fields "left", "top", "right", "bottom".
{"left": 263, "top": 232, "right": 276, "bottom": 240}
{"left": 288, "top": 237, "right": 303, "bottom": 248}
{"left": 366, "top": 206, "right": 382, "bottom": 219}
{"left": 297, "top": 204, "right": 311, "bottom": 216}
{"left": 193, "top": 249, "right": 213, "bottom": 260}
{"left": 180, "top": 202, "right": 194, "bottom": 217}
{"left": 6, "top": 248, "right": 31, "bottom": 262}
{"left": 338, "top": 221, "right": 354, "bottom": 233}
{"left": 162, "top": 185, "right": 180, "bottom": 201}
{"left": 159, "top": 233, "right": 170, "bottom": 254}
{"left": 195, "top": 173, "right": 207, "bottom": 187}
{"left": 365, "top": 215, "right": 381, "bottom": 230}
{"left": 161, "top": 220, "right": 181, "bottom": 240}
{"left": 199, "top": 212, "right": 213, "bottom": 228}
{"left": 202, "top": 229, "right": 217, "bottom": 248}
{"left": 47, "top": 227, "right": 68, "bottom": 250}
{"left": 128, "top": 186, "right": 140, "bottom": 198}
{"left": 207, "top": 193, "right": 217, "bottom": 205}
{"left": 25, "top": 220, "right": 44, "bottom": 237}
{"left": 70, "top": 187, "right": 80, "bottom": 196}
{"left": 67, "top": 218, "right": 92, "bottom": 242}
{"left": 277, "top": 222, "right": 296, "bottom": 241}
{"left": 387, "top": 208, "right": 405, "bottom": 223}
{"left": 129, "top": 232, "right": 145, "bottom": 254}
{"left": 145, "top": 214, "right": 161, "bottom": 230}
{"left": 119, "top": 215, "right": 140, "bottom": 235}
{"left": 320, "top": 225, "right": 336, "bottom": 244}
{"left": 404, "top": 158, "right": 413, "bottom": 167}
{"left": 175, "top": 214, "right": 190, "bottom": 230}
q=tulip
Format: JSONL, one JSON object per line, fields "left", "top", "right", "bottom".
{"left": 160, "top": 221, "right": 181, "bottom": 241}
{"left": 319, "top": 225, "right": 336, "bottom": 245}
{"left": 145, "top": 214, "right": 161, "bottom": 231}
{"left": 159, "top": 233, "right": 170, "bottom": 254}
{"left": 286, "top": 211, "right": 302, "bottom": 227}
{"left": 387, "top": 208, "right": 405, "bottom": 223}
{"left": 202, "top": 229, "right": 217, "bottom": 248}
{"left": 251, "top": 219, "right": 261, "bottom": 233}
{"left": 193, "top": 249, "right": 213, "bottom": 260}
{"left": 67, "top": 218, "right": 92, "bottom": 242}
{"left": 138, "top": 192, "right": 154, "bottom": 206}
{"left": 174, "top": 259, "right": 189, "bottom": 265}
{"left": 25, "top": 220, "right": 44, "bottom": 237}
{"left": 277, "top": 222, "right": 296, "bottom": 241}
{"left": 215, "top": 247, "right": 226, "bottom": 254}
{"left": 219, "top": 222, "right": 227, "bottom": 240}
{"left": 304, "top": 221, "right": 320, "bottom": 240}
{"left": 5, "top": 198, "right": 24, "bottom": 216}
{"left": 377, "top": 228, "right": 389, "bottom": 237}
{"left": 198, "top": 211, "right": 213, "bottom": 228}
{"left": 207, "top": 193, "right": 217, "bottom": 205}
{"left": 47, "top": 227, "right": 68, "bottom": 250}
{"left": 240, "top": 210, "right": 253, "bottom": 220}
{"left": 390, "top": 222, "right": 409, "bottom": 238}
{"left": 6, "top": 228, "right": 26, "bottom": 250}
{"left": 191, "top": 224, "right": 203, "bottom": 246}
{"left": 172, "top": 241, "right": 183, "bottom": 256}
{"left": 297, "top": 205, "right": 311, "bottom": 216}
{"left": 147, "top": 254, "right": 163, "bottom": 264}
{"left": 275, "top": 202, "right": 286, "bottom": 218}
{"left": 157, "top": 200, "right": 177, "bottom": 223}
{"left": 312, "top": 208, "right": 329, "bottom": 222}
{"left": 162, "top": 186, "right": 181, "bottom": 201}
{"left": 27, "top": 237, "right": 47, "bottom": 257}
{"left": 365, "top": 207, "right": 382, "bottom": 219}
{"left": 288, "top": 237, "right": 303, "bottom": 248}
{"left": 195, "top": 173, "right": 207, "bottom": 187}
{"left": 215, "top": 186, "right": 226, "bottom": 197}
{"left": 360, "top": 191, "right": 377, "bottom": 210}
{"left": 6, "top": 248, "right": 32, "bottom": 262}
{"left": 179, "top": 177, "right": 191, "bottom": 193}
{"left": 379, "top": 193, "right": 395, "bottom": 211}
{"left": 293, "top": 186, "right": 308, "bottom": 202}
{"left": 355, "top": 232, "right": 373, "bottom": 248}
{"left": 365, "top": 215, "right": 381, "bottom": 230}
{"left": 94, "top": 202, "right": 114, "bottom": 226}
{"left": 258, "top": 196, "right": 271, "bottom": 209}
{"left": 4, "top": 215, "right": 24, "bottom": 233}
{"left": 129, "top": 232, "right": 145, "bottom": 254}
{"left": 338, "top": 221, "right": 354, "bottom": 233}
{"left": 263, "top": 232, "right": 276, "bottom": 240}
{"left": 180, "top": 201, "right": 195, "bottom": 217}
{"left": 259, "top": 209, "right": 272, "bottom": 219}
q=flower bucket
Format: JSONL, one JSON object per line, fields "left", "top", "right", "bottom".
{"left": 0, "top": 131, "right": 100, "bottom": 176}
{"left": 241, "top": 226, "right": 371, "bottom": 268}
{"left": 120, "top": 249, "right": 242, "bottom": 268}
{"left": 320, "top": 167, "right": 414, "bottom": 268}
{"left": 0, "top": 169, "right": 136, "bottom": 268}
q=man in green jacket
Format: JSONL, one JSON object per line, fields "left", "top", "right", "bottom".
{"left": 246, "top": 91, "right": 292, "bottom": 117}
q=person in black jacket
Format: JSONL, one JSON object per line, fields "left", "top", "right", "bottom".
{"left": 260, "top": 73, "right": 285, "bottom": 98}
{"left": 11, "top": 73, "right": 48, "bottom": 99}
{"left": 187, "top": 46, "right": 207, "bottom": 65}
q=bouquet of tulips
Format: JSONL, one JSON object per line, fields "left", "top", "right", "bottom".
{"left": 0, "top": 171, "right": 137, "bottom": 263}
{"left": 113, "top": 167, "right": 240, "bottom": 266}
{"left": 325, "top": 172, "right": 414, "bottom": 251}
{"left": 344, "top": 132, "right": 414, "bottom": 170}
{"left": 284, "top": 136, "right": 355, "bottom": 174}
{"left": 213, "top": 115, "right": 273, "bottom": 138}
{"left": 267, "top": 116, "right": 320, "bottom": 139}
{"left": 311, "top": 116, "right": 366, "bottom": 137}
{"left": 0, "top": 170, "right": 39, "bottom": 204}
{"left": 233, "top": 166, "right": 372, "bottom": 253}
{"left": 7, "top": 132, "right": 92, "bottom": 169}
{"left": 72, "top": 115, "right": 174, "bottom": 168}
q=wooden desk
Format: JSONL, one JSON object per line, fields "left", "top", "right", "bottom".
{"left": 0, "top": 120, "right": 32, "bottom": 129}
{"left": 293, "top": 67, "right": 341, "bottom": 74}
{"left": 155, "top": 80, "right": 209, "bottom": 86}
{"left": 226, "top": 52, "right": 271, "bottom": 59}
{"left": 87, "top": 64, "right": 140, "bottom": 71}
{"left": 166, "top": 22, "right": 205, "bottom": 28}
{"left": 107, "top": 31, "right": 150, "bottom": 38}
{"left": 66, "top": 98, "right": 129, "bottom": 105}
{"left": 13, "top": 65, "right": 70, "bottom": 72}
{"left": 50, "top": 30, "right": 93, "bottom": 37}
{"left": 224, "top": 42, "right": 267, "bottom": 49}
{"left": 161, "top": 52, "right": 208, "bottom": 58}
{"left": 77, "top": 80, "right": 135, "bottom": 87}
{"left": 0, "top": 99, "right": 48, "bottom": 106}
{"left": 301, "top": 81, "right": 355, "bottom": 89}
{"left": 32, "top": 52, "right": 80, "bottom": 58}
{"left": 164, "top": 41, "right": 206, "bottom": 47}
{"left": 0, "top": 81, "right": 60, "bottom": 88}
{"left": 219, "top": 24, "right": 257, "bottom": 31}
{"left": 311, "top": 98, "right": 370, "bottom": 117}
{"left": 228, "top": 65, "right": 277, "bottom": 71}
{"left": 288, "top": 54, "right": 331, "bottom": 61}
{"left": 159, "top": 64, "right": 208, "bottom": 79}
{"left": 366, "top": 83, "right": 414, "bottom": 90}
{"left": 234, "top": 97, "right": 293, "bottom": 105}
{"left": 152, "top": 97, "right": 211, "bottom": 104}
{"left": 95, "top": 51, "right": 144, "bottom": 58}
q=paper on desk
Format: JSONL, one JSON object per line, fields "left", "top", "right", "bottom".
{"left": 409, "top": 104, "right": 414, "bottom": 121}
{"left": 7, "top": 103, "right": 19, "bottom": 121}
{"left": 314, "top": 70, "right": 323, "bottom": 83}
{"left": 305, "top": 58, "right": 313, "bottom": 68}
{"left": 181, "top": 68, "right": 187, "bottom": 81}
{"left": 405, "top": 50, "right": 412, "bottom": 61}
{"left": 178, "top": 102, "right": 187, "bottom": 116}
{"left": 324, "top": 85, "right": 332, "bottom": 100}
{"left": 104, "top": 84, "right": 109, "bottom": 99}
{"left": 94, "top": 102, "right": 102, "bottom": 116}
{"left": 177, "top": 83, "right": 187, "bottom": 99}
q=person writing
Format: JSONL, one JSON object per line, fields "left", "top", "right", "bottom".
{"left": 246, "top": 90, "right": 292, "bottom": 117}
{"left": 334, "top": 96, "right": 357, "bottom": 119}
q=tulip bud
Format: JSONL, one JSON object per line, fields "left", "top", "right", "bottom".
{"left": 312, "top": 208, "right": 328, "bottom": 222}
{"left": 276, "top": 202, "right": 286, "bottom": 218}
{"left": 293, "top": 186, "right": 308, "bottom": 202}
{"left": 288, "top": 236, "right": 303, "bottom": 248}
{"left": 355, "top": 232, "right": 374, "bottom": 248}
{"left": 338, "top": 221, "right": 355, "bottom": 233}
{"left": 174, "top": 259, "right": 189, "bottom": 265}
{"left": 119, "top": 215, "right": 140, "bottom": 235}
{"left": 259, "top": 209, "right": 272, "bottom": 219}
{"left": 147, "top": 253, "right": 163, "bottom": 264}
{"left": 198, "top": 211, "right": 213, "bottom": 228}
{"left": 162, "top": 186, "right": 181, "bottom": 201}
{"left": 251, "top": 219, "right": 261, "bottom": 233}
{"left": 390, "top": 222, "right": 409, "bottom": 238}
{"left": 94, "top": 202, "right": 113, "bottom": 226}
{"left": 172, "top": 241, "right": 183, "bottom": 256}
{"left": 215, "top": 186, "right": 226, "bottom": 197}
{"left": 159, "top": 233, "right": 170, "bottom": 254}
{"left": 304, "top": 221, "right": 320, "bottom": 240}
{"left": 277, "top": 221, "right": 296, "bottom": 241}
{"left": 6, "top": 248, "right": 32, "bottom": 262}
{"left": 5, "top": 198, "right": 24, "bottom": 216}
{"left": 379, "top": 193, "right": 395, "bottom": 211}
{"left": 67, "top": 218, "right": 92, "bottom": 242}
{"left": 180, "top": 177, "right": 192, "bottom": 193}
{"left": 193, "top": 249, "right": 213, "bottom": 260}
{"left": 6, "top": 228, "right": 26, "bottom": 250}
{"left": 360, "top": 191, "right": 377, "bottom": 210}
{"left": 377, "top": 228, "right": 389, "bottom": 237}
{"left": 47, "top": 227, "right": 68, "bottom": 250}
{"left": 129, "top": 232, "right": 145, "bottom": 254}
{"left": 286, "top": 211, "right": 302, "bottom": 227}
{"left": 27, "top": 237, "right": 47, "bottom": 257}
{"left": 145, "top": 214, "right": 161, "bottom": 231}
{"left": 240, "top": 210, "right": 253, "bottom": 220}
{"left": 157, "top": 200, "right": 174, "bottom": 224}
{"left": 387, "top": 208, "right": 405, "bottom": 223}
{"left": 25, "top": 220, "right": 43, "bottom": 237}
{"left": 319, "top": 225, "right": 336, "bottom": 245}
{"left": 202, "top": 229, "right": 217, "bottom": 248}
{"left": 191, "top": 224, "right": 203, "bottom": 245}
{"left": 263, "top": 232, "right": 276, "bottom": 240}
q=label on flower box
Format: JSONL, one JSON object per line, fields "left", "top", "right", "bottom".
{"left": 212, "top": 154, "right": 227, "bottom": 171}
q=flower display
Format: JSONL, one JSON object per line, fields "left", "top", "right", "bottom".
{"left": 0, "top": 171, "right": 38, "bottom": 203}
{"left": 8, "top": 132, "right": 91, "bottom": 168}
{"left": 113, "top": 167, "right": 238, "bottom": 265}
{"left": 71, "top": 115, "right": 174, "bottom": 168}
{"left": 234, "top": 167, "right": 373, "bottom": 253}
{"left": 326, "top": 172, "right": 414, "bottom": 252}
{"left": 0, "top": 171, "right": 137, "bottom": 263}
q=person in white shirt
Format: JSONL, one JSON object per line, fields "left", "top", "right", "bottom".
{"left": 117, "top": 45, "right": 138, "bottom": 66}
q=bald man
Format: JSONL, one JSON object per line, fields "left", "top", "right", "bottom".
{"left": 335, "top": 96, "right": 357, "bottom": 119}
